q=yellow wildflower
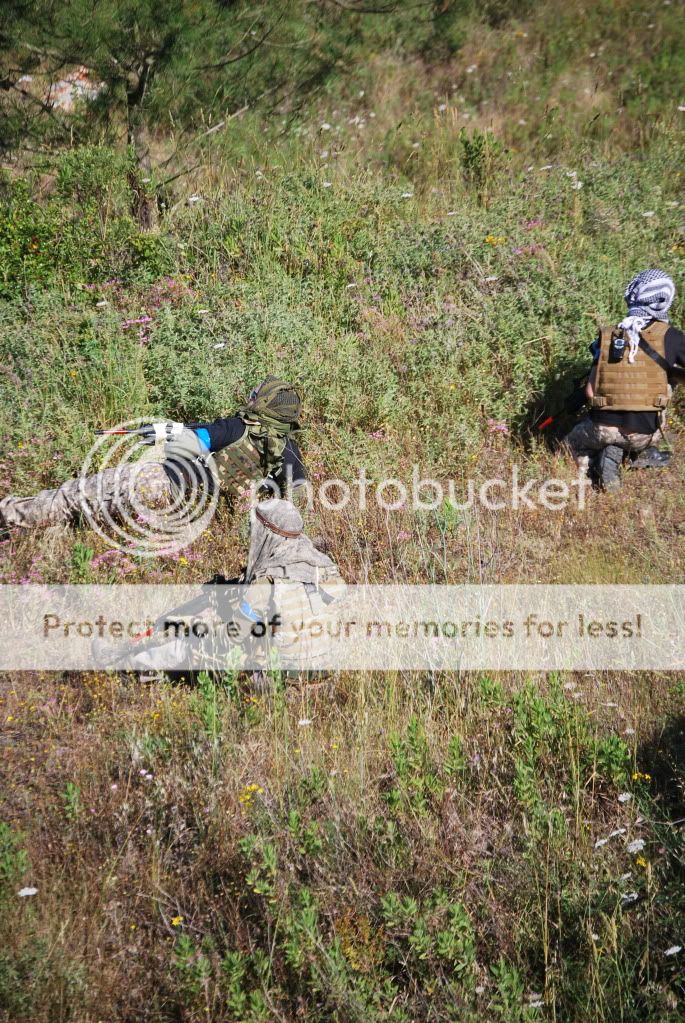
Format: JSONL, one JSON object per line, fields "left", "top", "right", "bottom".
{"left": 238, "top": 783, "right": 264, "bottom": 805}
{"left": 178, "top": 556, "right": 189, "bottom": 566}
{"left": 636, "top": 855, "right": 648, "bottom": 869}
{"left": 484, "top": 234, "right": 506, "bottom": 246}
{"left": 171, "top": 915, "right": 184, "bottom": 927}
{"left": 632, "top": 771, "right": 651, "bottom": 782}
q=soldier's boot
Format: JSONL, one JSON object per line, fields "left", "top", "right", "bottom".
{"left": 628, "top": 447, "right": 672, "bottom": 470}
{"left": 594, "top": 444, "right": 624, "bottom": 492}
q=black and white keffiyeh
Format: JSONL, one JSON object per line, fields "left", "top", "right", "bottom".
{"left": 619, "top": 268, "right": 675, "bottom": 363}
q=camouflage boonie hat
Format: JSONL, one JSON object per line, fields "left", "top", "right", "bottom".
{"left": 247, "top": 377, "right": 301, "bottom": 425}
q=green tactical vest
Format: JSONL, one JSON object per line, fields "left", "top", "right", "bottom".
{"left": 213, "top": 413, "right": 292, "bottom": 497}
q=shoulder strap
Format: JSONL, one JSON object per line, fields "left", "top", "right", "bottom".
{"left": 638, "top": 334, "right": 670, "bottom": 374}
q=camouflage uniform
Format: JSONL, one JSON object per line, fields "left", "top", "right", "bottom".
{"left": 0, "top": 460, "right": 172, "bottom": 529}
{"left": 101, "top": 499, "right": 345, "bottom": 679}
{"left": 0, "top": 377, "right": 303, "bottom": 533}
{"left": 564, "top": 420, "right": 659, "bottom": 476}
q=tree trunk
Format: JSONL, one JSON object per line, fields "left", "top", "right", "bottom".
{"left": 126, "top": 62, "right": 157, "bottom": 231}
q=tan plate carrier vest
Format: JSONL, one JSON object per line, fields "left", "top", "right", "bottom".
{"left": 212, "top": 417, "right": 289, "bottom": 498}
{"left": 591, "top": 321, "right": 670, "bottom": 412}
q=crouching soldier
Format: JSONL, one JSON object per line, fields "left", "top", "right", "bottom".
{"left": 0, "top": 377, "right": 307, "bottom": 536}
{"left": 94, "top": 498, "right": 347, "bottom": 682}
{"left": 564, "top": 269, "right": 685, "bottom": 491}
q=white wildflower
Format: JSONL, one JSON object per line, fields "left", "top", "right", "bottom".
{"left": 18, "top": 887, "right": 38, "bottom": 897}
{"left": 96, "top": 300, "right": 108, "bottom": 308}
{"left": 188, "top": 194, "right": 201, "bottom": 204}
{"left": 438, "top": 103, "right": 447, "bottom": 112}
{"left": 475, "top": 986, "right": 485, "bottom": 995}
{"left": 321, "top": 122, "right": 332, "bottom": 130}
{"left": 618, "top": 792, "right": 632, "bottom": 803}
{"left": 627, "top": 838, "right": 645, "bottom": 854}
{"left": 571, "top": 180, "right": 584, "bottom": 190}
{"left": 622, "top": 892, "right": 639, "bottom": 904}
{"left": 642, "top": 211, "right": 655, "bottom": 218}
{"left": 678, "top": 105, "right": 685, "bottom": 112}
{"left": 213, "top": 343, "right": 226, "bottom": 350}
{"left": 484, "top": 275, "right": 499, "bottom": 282}
{"left": 401, "top": 192, "right": 413, "bottom": 199}
{"left": 624, "top": 727, "right": 635, "bottom": 736}
{"left": 664, "top": 945, "right": 682, "bottom": 956}
{"left": 298, "top": 718, "right": 313, "bottom": 727}
{"left": 539, "top": 164, "right": 554, "bottom": 171}
{"left": 595, "top": 827, "right": 626, "bottom": 848}
{"left": 323, "top": 181, "right": 332, "bottom": 188}
{"left": 466, "top": 64, "right": 477, "bottom": 74}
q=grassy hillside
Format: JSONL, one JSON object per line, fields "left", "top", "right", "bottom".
{"left": 1, "top": 1, "right": 684, "bottom": 1020}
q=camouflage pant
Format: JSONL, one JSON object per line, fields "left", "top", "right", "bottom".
{"left": 0, "top": 460, "right": 173, "bottom": 528}
{"left": 563, "top": 418, "right": 659, "bottom": 474}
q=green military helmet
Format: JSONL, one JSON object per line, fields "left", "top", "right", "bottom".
{"left": 247, "top": 376, "right": 302, "bottom": 426}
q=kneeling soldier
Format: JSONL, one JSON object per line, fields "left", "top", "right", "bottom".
{"left": 564, "top": 269, "right": 685, "bottom": 491}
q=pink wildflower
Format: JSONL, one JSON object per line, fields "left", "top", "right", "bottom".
{"left": 122, "top": 316, "right": 153, "bottom": 329}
